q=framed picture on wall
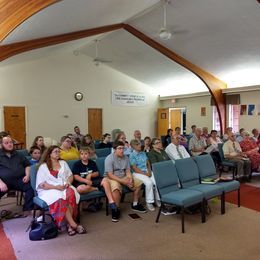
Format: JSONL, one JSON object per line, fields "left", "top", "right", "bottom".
{"left": 201, "top": 107, "right": 206, "bottom": 116}
{"left": 248, "top": 104, "right": 255, "bottom": 115}
{"left": 161, "top": 113, "right": 167, "bottom": 119}
{"left": 240, "top": 105, "right": 247, "bottom": 115}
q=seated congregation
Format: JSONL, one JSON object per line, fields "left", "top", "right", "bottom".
{"left": 0, "top": 125, "right": 259, "bottom": 234}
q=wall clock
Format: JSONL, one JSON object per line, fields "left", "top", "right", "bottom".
{"left": 74, "top": 92, "right": 83, "bottom": 101}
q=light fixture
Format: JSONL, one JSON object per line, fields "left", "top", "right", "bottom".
{"left": 159, "top": 0, "right": 172, "bottom": 40}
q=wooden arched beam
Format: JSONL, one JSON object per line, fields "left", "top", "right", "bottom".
{"left": 123, "top": 24, "right": 226, "bottom": 133}
{"left": 0, "top": 0, "right": 60, "bottom": 42}
{"left": 0, "top": 23, "right": 124, "bottom": 62}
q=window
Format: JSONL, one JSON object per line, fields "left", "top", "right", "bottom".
{"left": 212, "top": 106, "right": 221, "bottom": 132}
{"left": 228, "top": 105, "right": 239, "bottom": 133}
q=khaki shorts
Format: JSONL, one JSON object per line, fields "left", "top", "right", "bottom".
{"left": 104, "top": 176, "right": 142, "bottom": 193}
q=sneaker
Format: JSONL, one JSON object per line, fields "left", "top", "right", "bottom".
{"left": 131, "top": 203, "right": 147, "bottom": 213}
{"left": 111, "top": 208, "right": 120, "bottom": 222}
{"left": 161, "top": 206, "right": 178, "bottom": 216}
{"left": 146, "top": 203, "right": 155, "bottom": 211}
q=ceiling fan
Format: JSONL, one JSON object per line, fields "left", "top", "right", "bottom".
{"left": 157, "top": 0, "right": 172, "bottom": 40}
{"left": 93, "top": 39, "right": 112, "bottom": 66}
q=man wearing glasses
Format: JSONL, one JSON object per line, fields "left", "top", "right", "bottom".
{"left": 223, "top": 132, "right": 251, "bottom": 181}
{"left": 101, "top": 141, "right": 146, "bottom": 222}
{"left": 0, "top": 136, "right": 34, "bottom": 215}
{"left": 166, "top": 134, "right": 190, "bottom": 161}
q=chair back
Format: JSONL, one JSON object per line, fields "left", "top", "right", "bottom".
{"left": 67, "top": 159, "right": 78, "bottom": 171}
{"left": 194, "top": 154, "right": 217, "bottom": 179}
{"left": 175, "top": 158, "right": 200, "bottom": 188}
{"left": 95, "top": 148, "right": 111, "bottom": 158}
{"left": 30, "top": 164, "right": 38, "bottom": 194}
{"left": 95, "top": 157, "right": 106, "bottom": 177}
{"left": 218, "top": 143, "right": 226, "bottom": 161}
{"left": 16, "top": 149, "right": 29, "bottom": 157}
{"left": 152, "top": 160, "right": 180, "bottom": 196}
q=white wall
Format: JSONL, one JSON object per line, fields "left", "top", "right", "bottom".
{"left": 160, "top": 95, "right": 212, "bottom": 133}
{"left": 0, "top": 52, "right": 159, "bottom": 147}
{"left": 238, "top": 90, "right": 260, "bottom": 131}
{"left": 160, "top": 89, "right": 260, "bottom": 134}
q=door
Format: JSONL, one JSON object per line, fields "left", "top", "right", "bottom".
{"left": 4, "top": 106, "right": 26, "bottom": 148}
{"left": 157, "top": 108, "right": 169, "bottom": 137}
{"left": 170, "top": 109, "right": 182, "bottom": 131}
{"left": 88, "top": 108, "right": 102, "bottom": 140}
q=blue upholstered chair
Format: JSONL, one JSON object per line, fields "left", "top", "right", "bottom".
{"left": 218, "top": 143, "right": 238, "bottom": 179}
{"left": 194, "top": 154, "right": 240, "bottom": 212}
{"left": 30, "top": 164, "right": 49, "bottom": 221}
{"left": 16, "top": 149, "right": 29, "bottom": 157}
{"left": 152, "top": 160, "right": 204, "bottom": 233}
{"left": 95, "top": 148, "right": 111, "bottom": 158}
{"left": 175, "top": 157, "right": 225, "bottom": 214}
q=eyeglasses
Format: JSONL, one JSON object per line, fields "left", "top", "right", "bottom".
{"left": 154, "top": 141, "right": 161, "bottom": 145}
{"left": 116, "top": 147, "right": 124, "bottom": 150}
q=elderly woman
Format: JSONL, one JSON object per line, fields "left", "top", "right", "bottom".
{"left": 36, "top": 145, "right": 86, "bottom": 235}
{"left": 147, "top": 138, "right": 170, "bottom": 165}
{"left": 129, "top": 139, "right": 160, "bottom": 211}
{"left": 142, "top": 136, "right": 152, "bottom": 153}
{"left": 59, "top": 135, "right": 80, "bottom": 161}
{"left": 240, "top": 132, "right": 260, "bottom": 172}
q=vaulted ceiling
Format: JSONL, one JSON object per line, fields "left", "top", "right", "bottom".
{"left": 1, "top": 0, "right": 260, "bottom": 97}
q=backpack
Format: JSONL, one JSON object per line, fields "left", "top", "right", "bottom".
{"left": 28, "top": 214, "right": 58, "bottom": 241}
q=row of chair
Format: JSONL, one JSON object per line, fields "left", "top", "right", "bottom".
{"left": 30, "top": 154, "right": 240, "bottom": 233}
{"left": 152, "top": 154, "right": 240, "bottom": 233}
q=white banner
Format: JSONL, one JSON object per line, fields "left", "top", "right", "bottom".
{"left": 112, "top": 91, "right": 147, "bottom": 106}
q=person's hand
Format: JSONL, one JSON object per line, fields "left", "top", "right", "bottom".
{"left": 0, "top": 180, "right": 8, "bottom": 192}
{"left": 125, "top": 178, "right": 134, "bottom": 188}
{"left": 56, "top": 185, "right": 66, "bottom": 191}
{"left": 22, "top": 175, "right": 30, "bottom": 183}
{"left": 86, "top": 174, "right": 92, "bottom": 180}
{"left": 146, "top": 172, "right": 152, "bottom": 177}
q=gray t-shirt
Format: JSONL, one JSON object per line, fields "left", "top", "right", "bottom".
{"left": 104, "top": 153, "right": 130, "bottom": 178}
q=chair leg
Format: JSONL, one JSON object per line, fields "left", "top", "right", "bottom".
{"left": 221, "top": 192, "right": 225, "bottom": 215}
{"left": 201, "top": 201, "right": 206, "bottom": 223}
{"left": 77, "top": 202, "right": 81, "bottom": 223}
{"left": 202, "top": 199, "right": 206, "bottom": 223}
{"left": 105, "top": 197, "right": 109, "bottom": 216}
{"left": 155, "top": 206, "right": 162, "bottom": 223}
{"left": 238, "top": 188, "right": 240, "bottom": 207}
{"left": 181, "top": 206, "right": 185, "bottom": 233}
{"left": 19, "top": 192, "right": 23, "bottom": 206}
{"left": 120, "top": 193, "right": 125, "bottom": 203}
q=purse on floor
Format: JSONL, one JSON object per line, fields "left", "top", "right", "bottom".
{"left": 28, "top": 214, "right": 58, "bottom": 241}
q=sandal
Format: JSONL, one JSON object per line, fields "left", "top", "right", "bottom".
{"left": 76, "top": 225, "right": 87, "bottom": 234}
{"left": 0, "top": 210, "right": 12, "bottom": 219}
{"left": 67, "top": 225, "right": 76, "bottom": 236}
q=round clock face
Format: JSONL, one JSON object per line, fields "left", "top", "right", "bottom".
{"left": 75, "top": 92, "right": 83, "bottom": 101}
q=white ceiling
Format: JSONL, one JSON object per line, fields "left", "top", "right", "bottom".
{"left": 1, "top": 0, "right": 260, "bottom": 96}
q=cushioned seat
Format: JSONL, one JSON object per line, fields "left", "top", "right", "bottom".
{"left": 194, "top": 154, "right": 240, "bottom": 210}
{"left": 152, "top": 160, "right": 204, "bottom": 233}
{"left": 175, "top": 157, "right": 224, "bottom": 214}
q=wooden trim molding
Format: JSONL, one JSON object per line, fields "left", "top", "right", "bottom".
{"left": 0, "top": 23, "right": 124, "bottom": 62}
{"left": 123, "top": 24, "right": 227, "bottom": 133}
{"left": 0, "top": 0, "right": 60, "bottom": 42}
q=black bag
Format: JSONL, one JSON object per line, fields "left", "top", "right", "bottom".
{"left": 29, "top": 214, "right": 58, "bottom": 241}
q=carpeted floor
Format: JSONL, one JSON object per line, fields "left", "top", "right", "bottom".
{"left": 1, "top": 192, "right": 260, "bottom": 260}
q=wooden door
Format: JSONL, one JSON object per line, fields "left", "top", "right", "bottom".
{"left": 88, "top": 108, "right": 102, "bottom": 140}
{"left": 4, "top": 106, "right": 26, "bottom": 148}
{"left": 157, "top": 108, "right": 169, "bottom": 137}
{"left": 170, "top": 109, "right": 182, "bottom": 131}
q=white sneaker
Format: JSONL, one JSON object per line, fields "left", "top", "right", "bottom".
{"left": 155, "top": 200, "right": 161, "bottom": 207}
{"left": 146, "top": 203, "right": 155, "bottom": 211}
